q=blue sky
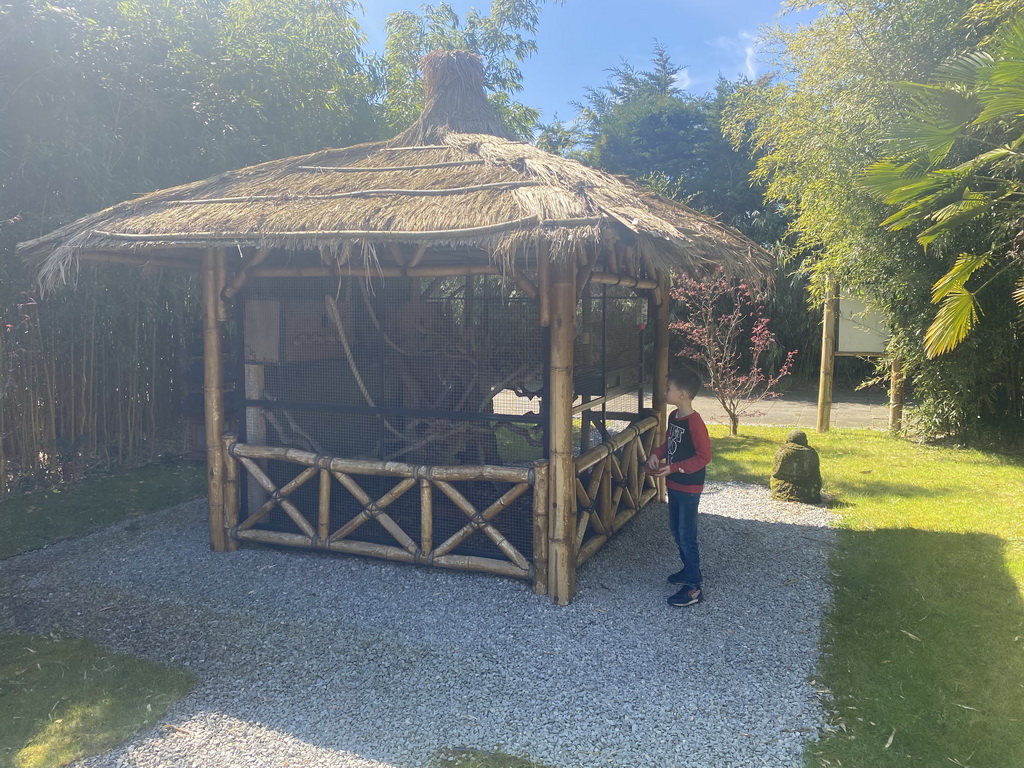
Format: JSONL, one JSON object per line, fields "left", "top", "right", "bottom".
{"left": 358, "top": 1, "right": 818, "bottom": 122}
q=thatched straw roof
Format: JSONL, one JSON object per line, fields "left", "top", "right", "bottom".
{"left": 21, "top": 51, "right": 771, "bottom": 286}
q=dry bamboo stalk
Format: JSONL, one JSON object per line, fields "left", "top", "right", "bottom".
{"left": 93, "top": 215, "right": 602, "bottom": 244}
{"left": 214, "top": 249, "right": 229, "bottom": 323}
{"left": 430, "top": 554, "right": 529, "bottom": 579}
{"left": 576, "top": 248, "right": 598, "bottom": 301}
{"left": 78, "top": 251, "right": 198, "bottom": 270}
{"left": 589, "top": 272, "right": 657, "bottom": 290}
{"left": 574, "top": 476, "right": 592, "bottom": 511}
{"left": 577, "top": 532, "right": 608, "bottom": 565}
{"left": 202, "top": 247, "right": 228, "bottom": 551}
{"left": 229, "top": 442, "right": 531, "bottom": 483}
{"left": 234, "top": 528, "right": 312, "bottom": 548}
{"left": 612, "top": 505, "right": 640, "bottom": 533}
{"left": 419, "top": 477, "right": 433, "bottom": 559}
{"left": 640, "top": 486, "right": 659, "bottom": 507}
{"left": 599, "top": 456, "right": 613, "bottom": 531}
{"left": 166, "top": 180, "right": 545, "bottom": 204}
{"left": 221, "top": 435, "right": 239, "bottom": 551}
{"left": 329, "top": 474, "right": 418, "bottom": 553}
{"left": 574, "top": 506, "right": 589, "bottom": 554}
{"left": 625, "top": 438, "right": 640, "bottom": 512}
{"left": 432, "top": 480, "right": 530, "bottom": 570}
{"left": 326, "top": 539, "right": 417, "bottom": 564}
{"left": 388, "top": 242, "right": 407, "bottom": 266}
{"left": 609, "top": 242, "right": 622, "bottom": 274}
{"left": 250, "top": 264, "right": 503, "bottom": 279}
{"left": 585, "top": 458, "right": 605, "bottom": 505}
{"left": 654, "top": 277, "right": 671, "bottom": 500}
{"left": 511, "top": 270, "right": 538, "bottom": 299}
{"left": 298, "top": 159, "right": 486, "bottom": 172}
{"left": 531, "top": 460, "right": 549, "bottom": 596}
{"left": 235, "top": 456, "right": 316, "bottom": 538}
{"left": 547, "top": 257, "right": 576, "bottom": 604}
{"left": 222, "top": 248, "right": 272, "bottom": 302}
{"left": 318, "top": 468, "right": 331, "bottom": 547}
{"left": 537, "top": 239, "right": 551, "bottom": 327}
{"left": 409, "top": 243, "right": 428, "bottom": 268}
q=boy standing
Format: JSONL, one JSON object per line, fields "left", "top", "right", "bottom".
{"left": 646, "top": 368, "right": 712, "bottom": 607}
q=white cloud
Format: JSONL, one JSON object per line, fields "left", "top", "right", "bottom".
{"left": 714, "top": 31, "right": 760, "bottom": 79}
{"left": 674, "top": 68, "right": 693, "bottom": 91}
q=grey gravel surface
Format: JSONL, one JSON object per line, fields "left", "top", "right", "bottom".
{"left": 0, "top": 482, "right": 834, "bottom": 768}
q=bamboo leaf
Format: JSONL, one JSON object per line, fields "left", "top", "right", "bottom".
{"left": 1013, "top": 276, "right": 1024, "bottom": 308}
{"left": 925, "top": 288, "right": 980, "bottom": 358}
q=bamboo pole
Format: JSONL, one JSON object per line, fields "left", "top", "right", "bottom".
{"left": 222, "top": 435, "right": 239, "bottom": 551}
{"left": 430, "top": 554, "right": 530, "bottom": 579}
{"left": 589, "top": 272, "right": 657, "bottom": 290}
{"left": 652, "top": 277, "right": 670, "bottom": 501}
{"left": 532, "top": 460, "right": 549, "bottom": 595}
{"left": 420, "top": 477, "right": 433, "bottom": 560}
{"left": 222, "top": 247, "right": 272, "bottom": 302}
{"left": 228, "top": 442, "right": 531, "bottom": 483}
{"left": 318, "top": 468, "right": 331, "bottom": 547}
{"left": 817, "top": 279, "right": 838, "bottom": 433}
{"left": 202, "top": 247, "right": 229, "bottom": 551}
{"left": 538, "top": 239, "right": 551, "bottom": 327}
{"left": 547, "top": 257, "right": 577, "bottom": 604}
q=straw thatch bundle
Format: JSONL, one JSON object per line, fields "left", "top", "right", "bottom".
{"left": 21, "top": 51, "right": 771, "bottom": 286}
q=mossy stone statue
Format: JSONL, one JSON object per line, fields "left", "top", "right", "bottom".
{"left": 770, "top": 429, "right": 822, "bottom": 503}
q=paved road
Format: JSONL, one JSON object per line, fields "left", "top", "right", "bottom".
{"left": 693, "top": 386, "right": 892, "bottom": 430}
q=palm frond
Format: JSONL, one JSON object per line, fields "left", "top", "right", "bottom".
{"left": 918, "top": 192, "right": 994, "bottom": 247}
{"left": 924, "top": 287, "right": 980, "bottom": 358}
{"left": 890, "top": 83, "right": 977, "bottom": 163}
{"left": 931, "top": 252, "right": 990, "bottom": 303}
{"left": 933, "top": 50, "right": 994, "bottom": 87}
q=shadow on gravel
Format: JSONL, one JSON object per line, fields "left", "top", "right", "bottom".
{"left": 811, "top": 528, "right": 1024, "bottom": 768}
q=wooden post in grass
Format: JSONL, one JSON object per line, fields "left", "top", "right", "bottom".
{"left": 547, "top": 254, "right": 577, "bottom": 605}
{"left": 817, "top": 279, "right": 838, "bottom": 433}
{"left": 202, "top": 247, "right": 230, "bottom": 551}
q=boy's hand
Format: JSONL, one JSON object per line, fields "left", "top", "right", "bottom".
{"left": 646, "top": 457, "right": 671, "bottom": 476}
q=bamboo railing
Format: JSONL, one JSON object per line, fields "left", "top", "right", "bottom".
{"left": 573, "top": 416, "right": 660, "bottom": 565}
{"left": 223, "top": 440, "right": 549, "bottom": 589}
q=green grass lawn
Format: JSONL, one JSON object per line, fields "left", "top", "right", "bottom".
{"left": 1, "top": 461, "right": 203, "bottom": 768}
{"left": 708, "top": 425, "right": 1024, "bottom": 768}
{"left": 0, "top": 461, "right": 205, "bottom": 559}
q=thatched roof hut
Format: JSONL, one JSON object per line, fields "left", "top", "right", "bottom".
{"left": 21, "top": 52, "right": 766, "bottom": 285}
{"left": 20, "top": 51, "right": 770, "bottom": 605}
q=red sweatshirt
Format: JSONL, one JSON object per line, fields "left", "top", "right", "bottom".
{"left": 651, "top": 410, "right": 711, "bottom": 493}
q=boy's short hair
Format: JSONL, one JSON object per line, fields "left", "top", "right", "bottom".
{"left": 668, "top": 367, "right": 703, "bottom": 397}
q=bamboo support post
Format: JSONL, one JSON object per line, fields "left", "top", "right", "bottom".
{"left": 817, "top": 279, "right": 838, "bottom": 433}
{"left": 538, "top": 239, "right": 551, "bottom": 327}
{"left": 532, "top": 460, "right": 549, "bottom": 595}
{"left": 318, "top": 468, "right": 331, "bottom": 547}
{"left": 547, "top": 257, "right": 577, "bottom": 604}
{"left": 202, "top": 247, "right": 229, "bottom": 551}
{"left": 222, "top": 248, "right": 272, "bottom": 302}
{"left": 652, "top": 278, "right": 670, "bottom": 500}
{"left": 221, "top": 435, "right": 239, "bottom": 550}
{"left": 512, "top": 270, "right": 538, "bottom": 299}
{"left": 419, "top": 477, "right": 433, "bottom": 560}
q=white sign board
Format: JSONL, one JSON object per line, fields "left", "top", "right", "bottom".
{"left": 837, "top": 295, "right": 889, "bottom": 355}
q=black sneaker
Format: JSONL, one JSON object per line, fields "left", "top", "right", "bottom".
{"left": 667, "top": 586, "right": 703, "bottom": 607}
{"left": 667, "top": 568, "right": 687, "bottom": 585}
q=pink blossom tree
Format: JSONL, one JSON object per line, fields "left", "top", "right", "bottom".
{"left": 669, "top": 269, "right": 797, "bottom": 436}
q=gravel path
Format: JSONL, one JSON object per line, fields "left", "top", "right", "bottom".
{"left": 0, "top": 482, "right": 834, "bottom": 768}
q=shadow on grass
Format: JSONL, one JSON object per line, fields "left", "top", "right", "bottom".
{"left": 813, "top": 528, "right": 1024, "bottom": 768}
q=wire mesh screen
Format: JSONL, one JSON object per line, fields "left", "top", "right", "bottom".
{"left": 237, "top": 275, "right": 543, "bottom": 560}
{"left": 574, "top": 284, "right": 649, "bottom": 455}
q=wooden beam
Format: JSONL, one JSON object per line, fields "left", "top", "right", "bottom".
{"left": 817, "top": 279, "right": 838, "bottom": 433}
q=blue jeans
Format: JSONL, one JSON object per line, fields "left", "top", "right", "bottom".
{"left": 668, "top": 490, "right": 702, "bottom": 589}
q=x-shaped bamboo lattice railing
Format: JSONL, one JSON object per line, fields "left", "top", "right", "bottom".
{"left": 573, "top": 416, "right": 660, "bottom": 565}
{"left": 225, "top": 442, "right": 541, "bottom": 581}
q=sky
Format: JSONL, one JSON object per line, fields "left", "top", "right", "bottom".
{"left": 357, "top": 0, "right": 819, "bottom": 122}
